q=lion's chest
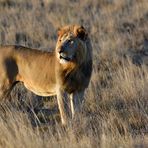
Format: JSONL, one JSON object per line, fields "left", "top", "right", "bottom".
{"left": 62, "top": 71, "right": 87, "bottom": 93}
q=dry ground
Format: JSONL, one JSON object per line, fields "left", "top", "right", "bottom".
{"left": 0, "top": 0, "right": 148, "bottom": 147}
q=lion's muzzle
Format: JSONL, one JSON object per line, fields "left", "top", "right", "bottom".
{"left": 57, "top": 44, "right": 75, "bottom": 63}
{"left": 60, "top": 52, "right": 73, "bottom": 61}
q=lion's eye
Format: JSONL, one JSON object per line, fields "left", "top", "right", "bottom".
{"left": 67, "top": 39, "right": 71, "bottom": 43}
{"left": 67, "top": 39, "right": 73, "bottom": 44}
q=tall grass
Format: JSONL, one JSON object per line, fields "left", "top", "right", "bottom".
{"left": 0, "top": 0, "right": 148, "bottom": 147}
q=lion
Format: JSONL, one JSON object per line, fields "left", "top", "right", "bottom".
{"left": 0, "top": 24, "right": 92, "bottom": 125}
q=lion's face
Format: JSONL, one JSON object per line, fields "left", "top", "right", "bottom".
{"left": 56, "top": 25, "right": 88, "bottom": 65}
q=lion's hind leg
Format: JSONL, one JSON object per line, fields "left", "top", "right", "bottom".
{"left": 0, "top": 78, "right": 12, "bottom": 100}
{"left": 0, "top": 79, "right": 12, "bottom": 115}
{"left": 0, "top": 58, "right": 18, "bottom": 100}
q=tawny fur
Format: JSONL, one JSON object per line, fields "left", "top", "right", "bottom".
{"left": 0, "top": 24, "right": 92, "bottom": 125}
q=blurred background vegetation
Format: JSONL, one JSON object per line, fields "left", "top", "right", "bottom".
{"left": 0, "top": 0, "right": 148, "bottom": 147}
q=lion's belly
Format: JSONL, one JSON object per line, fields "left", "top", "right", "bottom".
{"left": 23, "top": 81, "right": 56, "bottom": 97}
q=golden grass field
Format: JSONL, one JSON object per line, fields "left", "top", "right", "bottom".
{"left": 0, "top": 0, "right": 148, "bottom": 147}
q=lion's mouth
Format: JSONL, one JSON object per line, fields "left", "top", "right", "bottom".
{"left": 59, "top": 53, "right": 73, "bottom": 61}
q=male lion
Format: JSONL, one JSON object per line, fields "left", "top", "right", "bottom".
{"left": 0, "top": 24, "right": 92, "bottom": 125}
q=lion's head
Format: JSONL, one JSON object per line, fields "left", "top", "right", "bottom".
{"left": 55, "top": 25, "right": 92, "bottom": 67}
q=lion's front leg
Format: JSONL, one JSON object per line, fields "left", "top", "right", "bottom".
{"left": 70, "top": 91, "right": 84, "bottom": 118}
{"left": 56, "top": 87, "right": 70, "bottom": 125}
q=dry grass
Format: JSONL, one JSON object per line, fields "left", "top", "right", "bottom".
{"left": 0, "top": 0, "right": 148, "bottom": 147}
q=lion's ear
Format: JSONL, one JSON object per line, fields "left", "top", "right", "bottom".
{"left": 74, "top": 26, "right": 88, "bottom": 41}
